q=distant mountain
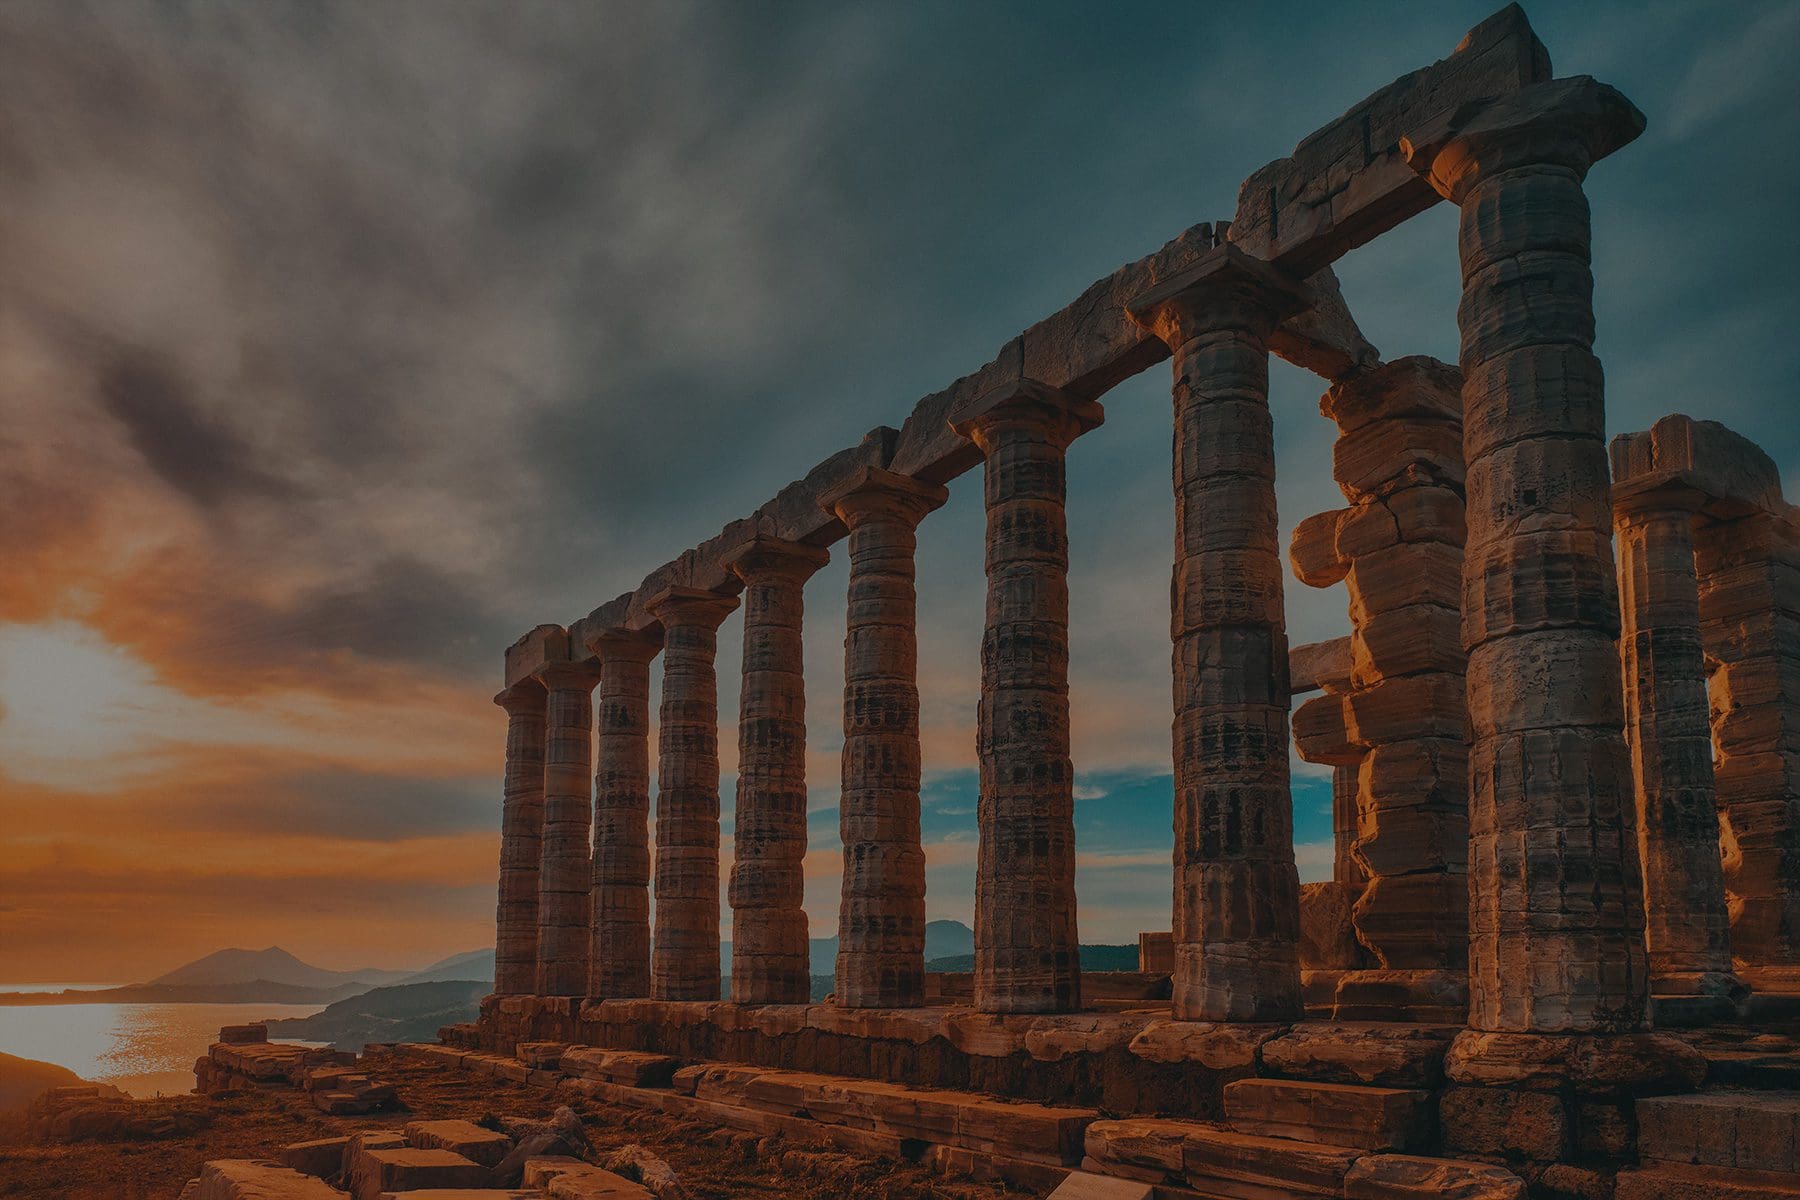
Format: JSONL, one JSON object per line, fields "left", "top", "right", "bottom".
{"left": 399, "top": 948, "right": 494, "bottom": 985}
{"left": 791, "top": 919, "right": 976, "bottom": 977}
{"left": 0, "top": 979, "right": 375, "bottom": 1007}
{"left": 265, "top": 980, "right": 488, "bottom": 1051}
{"left": 148, "top": 946, "right": 408, "bottom": 990}
{"left": 923, "top": 943, "right": 1141, "bottom": 974}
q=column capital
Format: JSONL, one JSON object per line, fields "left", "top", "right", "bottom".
{"left": 1612, "top": 474, "right": 1712, "bottom": 523}
{"left": 949, "top": 378, "right": 1103, "bottom": 455}
{"left": 1401, "top": 76, "right": 1645, "bottom": 204}
{"left": 724, "top": 534, "right": 830, "bottom": 586}
{"left": 645, "top": 585, "right": 739, "bottom": 631}
{"left": 534, "top": 658, "right": 602, "bottom": 690}
{"left": 494, "top": 680, "right": 546, "bottom": 714}
{"left": 1127, "top": 243, "right": 1311, "bottom": 348}
{"left": 584, "top": 625, "right": 663, "bottom": 664}
{"left": 818, "top": 465, "right": 947, "bottom": 531}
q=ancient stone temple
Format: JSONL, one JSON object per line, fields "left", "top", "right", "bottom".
{"left": 469, "top": 9, "right": 1800, "bottom": 1198}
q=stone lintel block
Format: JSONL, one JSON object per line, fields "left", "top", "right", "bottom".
{"left": 752, "top": 426, "right": 896, "bottom": 546}
{"left": 1126, "top": 243, "right": 1313, "bottom": 348}
{"left": 1611, "top": 414, "right": 1786, "bottom": 516}
{"left": 504, "top": 623, "right": 572, "bottom": 689}
{"left": 1444, "top": 1030, "right": 1707, "bottom": 1093}
{"left": 1231, "top": 4, "right": 1549, "bottom": 272}
{"left": 1268, "top": 265, "right": 1383, "bottom": 382}
{"left": 1290, "top": 636, "right": 1353, "bottom": 697}
{"left": 1401, "top": 76, "right": 1647, "bottom": 204}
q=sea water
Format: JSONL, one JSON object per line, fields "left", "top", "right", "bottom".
{"left": 0, "top": 993, "right": 324, "bottom": 1098}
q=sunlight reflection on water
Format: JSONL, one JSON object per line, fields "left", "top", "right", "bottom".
{"left": 0, "top": 1000, "right": 323, "bottom": 1098}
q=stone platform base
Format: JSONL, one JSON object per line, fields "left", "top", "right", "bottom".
{"left": 469, "top": 994, "right": 1460, "bottom": 1121}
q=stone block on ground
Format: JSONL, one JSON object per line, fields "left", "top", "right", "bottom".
{"left": 515, "top": 1042, "right": 571, "bottom": 1069}
{"left": 558, "top": 1048, "right": 678, "bottom": 1088}
{"left": 545, "top": 1169, "right": 654, "bottom": 1200}
{"left": 1045, "top": 1171, "right": 1155, "bottom": 1199}
{"left": 194, "top": 1160, "right": 348, "bottom": 1199}
{"left": 1261, "top": 1023, "right": 1454, "bottom": 1088}
{"left": 346, "top": 1149, "right": 491, "bottom": 1200}
{"left": 284, "top": 1137, "right": 352, "bottom": 1179}
{"left": 1637, "top": 1091, "right": 1800, "bottom": 1174}
{"left": 405, "top": 1120, "right": 514, "bottom": 1169}
{"left": 1223, "top": 1078, "right": 1430, "bottom": 1151}
{"left": 1343, "top": 1154, "right": 1526, "bottom": 1199}
{"left": 1615, "top": 1162, "right": 1800, "bottom": 1200}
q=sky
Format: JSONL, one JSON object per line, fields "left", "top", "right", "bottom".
{"left": 1, "top": 0, "right": 1796, "bottom": 982}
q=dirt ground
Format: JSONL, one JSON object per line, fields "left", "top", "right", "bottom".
{"left": 0, "top": 1054, "right": 1039, "bottom": 1200}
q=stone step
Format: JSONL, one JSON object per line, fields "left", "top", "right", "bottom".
{"left": 1637, "top": 1090, "right": 1800, "bottom": 1174}
{"left": 1083, "top": 1117, "right": 1362, "bottom": 1197}
{"left": 1708, "top": 1048, "right": 1800, "bottom": 1090}
{"left": 1616, "top": 1162, "right": 1800, "bottom": 1200}
{"left": 1223, "top": 1078, "right": 1431, "bottom": 1152}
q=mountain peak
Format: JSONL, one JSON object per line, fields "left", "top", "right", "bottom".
{"left": 146, "top": 946, "right": 407, "bottom": 990}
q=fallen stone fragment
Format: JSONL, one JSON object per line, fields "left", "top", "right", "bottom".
{"left": 193, "top": 1159, "right": 347, "bottom": 1200}
{"left": 405, "top": 1120, "right": 514, "bottom": 1169}
{"left": 602, "top": 1144, "right": 685, "bottom": 1199}
{"left": 1343, "top": 1154, "right": 1526, "bottom": 1199}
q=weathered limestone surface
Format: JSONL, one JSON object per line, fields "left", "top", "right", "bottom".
{"left": 726, "top": 536, "right": 829, "bottom": 1005}
{"left": 648, "top": 587, "right": 740, "bottom": 1002}
{"left": 822, "top": 466, "right": 948, "bottom": 1008}
{"left": 1290, "top": 356, "right": 1470, "bottom": 1008}
{"left": 1230, "top": 4, "right": 1551, "bottom": 274}
{"left": 953, "top": 381, "right": 1100, "bottom": 1015}
{"left": 494, "top": 682, "right": 547, "bottom": 996}
{"left": 1613, "top": 488, "right": 1737, "bottom": 993}
{"left": 1128, "top": 243, "right": 1307, "bottom": 1022}
{"left": 585, "top": 627, "right": 662, "bottom": 1000}
{"left": 535, "top": 657, "right": 603, "bottom": 998}
{"left": 1403, "top": 74, "right": 1649, "bottom": 1033}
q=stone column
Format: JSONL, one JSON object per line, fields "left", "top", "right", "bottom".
{"left": 1129, "top": 244, "right": 1308, "bottom": 1023}
{"left": 1696, "top": 509, "right": 1800, "bottom": 978}
{"left": 725, "top": 536, "right": 829, "bottom": 1005}
{"left": 1404, "top": 78, "right": 1650, "bottom": 1031}
{"left": 1614, "top": 490, "right": 1738, "bottom": 996}
{"left": 952, "top": 380, "right": 1100, "bottom": 1015}
{"left": 585, "top": 627, "right": 662, "bottom": 1000}
{"left": 648, "top": 586, "right": 739, "bottom": 1002}
{"left": 534, "top": 658, "right": 602, "bottom": 997}
{"left": 494, "top": 682, "right": 547, "bottom": 995}
{"left": 820, "top": 466, "right": 947, "bottom": 1008}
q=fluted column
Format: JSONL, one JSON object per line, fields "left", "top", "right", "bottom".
{"left": 534, "top": 658, "right": 602, "bottom": 997}
{"left": 648, "top": 586, "right": 739, "bottom": 1002}
{"left": 821, "top": 466, "right": 947, "bottom": 1008}
{"left": 1129, "top": 244, "right": 1308, "bottom": 1023}
{"left": 494, "top": 682, "right": 547, "bottom": 995}
{"left": 585, "top": 627, "right": 662, "bottom": 999}
{"left": 1405, "top": 77, "right": 1650, "bottom": 1031}
{"left": 726, "top": 536, "right": 829, "bottom": 1004}
{"left": 1614, "top": 491, "right": 1737, "bottom": 995}
{"left": 952, "top": 380, "right": 1100, "bottom": 1015}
